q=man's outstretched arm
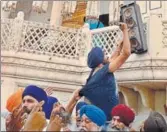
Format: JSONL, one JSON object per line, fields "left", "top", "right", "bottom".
{"left": 107, "top": 42, "right": 123, "bottom": 63}
{"left": 65, "top": 88, "right": 81, "bottom": 114}
{"left": 108, "top": 23, "right": 131, "bottom": 72}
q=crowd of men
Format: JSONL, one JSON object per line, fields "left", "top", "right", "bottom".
{"left": 1, "top": 23, "right": 167, "bottom": 131}
{"left": 1, "top": 85, "right": 167, "bottom": 131}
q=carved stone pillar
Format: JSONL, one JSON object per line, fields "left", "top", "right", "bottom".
{"left": 50, "top": 1, "right": 63, "bottom": 26}
{"left": 79, "top": 23, "right": 91, "bottom": 66}
{"left": 12, "top": 12, "right": 24, "bottom": 51}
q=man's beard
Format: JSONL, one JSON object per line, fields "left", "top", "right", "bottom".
{"left": 79, "top": 126, "right": 99, "bottom": 131}
{"left": 78, "top": 127, "right": 88, "bottom": 132}
{"left": 22, "top": 106, "right": 31, "bottom": 114}
{"left": 112, "top": 125, "right": 121, "bottom": 130}
{"left": 76, "top": 122, "right": 80, "bottom": 128}
{"left": 112, "top": 125, "right": 128, "bottom": 131}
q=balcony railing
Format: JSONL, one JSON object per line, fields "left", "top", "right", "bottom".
{"left": 1, "top": 18, "right": 85, "bottom": 60}
{"left": 91, "top": 26, "right": 123, "bottom": 56}
{"left": 1, "top": 13, "right": 167, "bottom": 88}
{"left": 1, "top": 13, "right": 123, "bottom": 62}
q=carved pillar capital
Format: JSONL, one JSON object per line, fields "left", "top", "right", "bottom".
{"left": 134, "top": 85, "right": 155, "bottom": 110}
{"left": 50, "top": 1, "right": 63, "bottom": 26}
{"left": 119, "top": 86, "right": 138, "bottom": 113}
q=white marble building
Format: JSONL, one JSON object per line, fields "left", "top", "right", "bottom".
{"left": 1, "top": 1, "right": 167, "bottom": 117}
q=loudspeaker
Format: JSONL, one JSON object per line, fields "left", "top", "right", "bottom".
{"left": 120, "top": 2, "right": 147, "bottom": 54}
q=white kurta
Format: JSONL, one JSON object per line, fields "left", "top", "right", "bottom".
{"left": 1, "top": 109, "right": 11, "bottom": 131}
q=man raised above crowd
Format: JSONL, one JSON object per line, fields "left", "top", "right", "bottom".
{"left": 79, "top": 23, "right": 131, "bottom": 120}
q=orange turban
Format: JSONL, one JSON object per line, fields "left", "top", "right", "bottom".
{"left": 6, "top": 88, "right": 24, "bottom": 112}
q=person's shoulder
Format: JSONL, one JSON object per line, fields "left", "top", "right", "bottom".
{"left": 101, "top": 64, "right": 114, "bottom": 74}
{"left": 101, "top": 63, "right": 109, "bottom": 69}
{"left": 1, "top": 109, "right": 10, "bottom": 118}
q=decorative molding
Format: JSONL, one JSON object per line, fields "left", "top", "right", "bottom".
{"left": 1, "top": 66, "right": 84, "bottom": 85}
{"left": 2, "top": 74, "right": 82, "bottom": 94}
{"left": 1, "top": 56, "right": 87, "bottom": 73}
{"left": 137, "top": 1, "right": 147, "bottom": 14}
{"left": 149, "top": 1, "right": 162, "bottom": 10}
{"left": 115, "top": 68, "right": 167, "bottom": 82}
{"left": 162, "top": 21, "right": 167, "bottom": 47}
{"left": 119, "top": 59, "right": 167, "bottom": 70}
{"left": 16, "top": 81, "right": 76, "bottom": 93}
{"left": 142, "top": 1, "right": 147, "bottom": 14}
{"left": 2, "top": 55, "right": 167, "bottom": 85}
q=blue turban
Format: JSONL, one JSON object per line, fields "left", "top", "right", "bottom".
{"left": 22, "top": 85, "right": 48, "bottom": 110}
{"left": 87, "top": 47, "right": 104, "bottom": 68}
{"left": 76, "top": 101, "right": 88, "bottom": 113}
{"left": 45, "top": 96, "right": 58, "bottom": 119}
{"left": 80, "top": 105, "right": 106, "bottom": 126}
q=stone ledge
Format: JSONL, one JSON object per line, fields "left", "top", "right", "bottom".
{"left": 1, "top": 75, "right": 81, "bottom": 92}
{"left": 2, "top": 53, "right": 167, "bottom": 86}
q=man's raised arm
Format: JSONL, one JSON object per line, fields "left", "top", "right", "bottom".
{"left": 108, "top": 23, "right": 131, "bottom": 72}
